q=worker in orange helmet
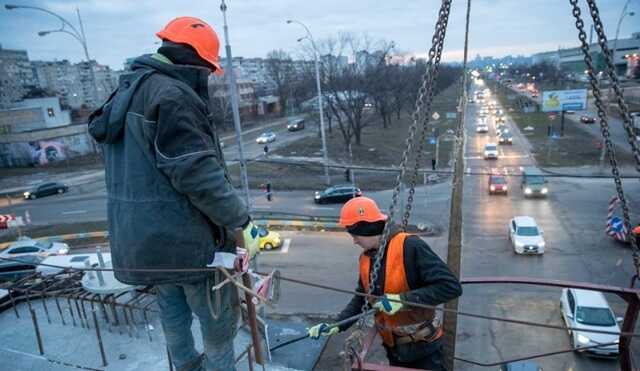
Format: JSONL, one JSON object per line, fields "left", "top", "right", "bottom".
{"left": 89, "top": 17, "right": 260, "bottom": 371}
{"left": 633, "top": 225, "right": 640, "bottom": 246}
{"left": 307, "top": 196, "right": 462, "bottom": 370}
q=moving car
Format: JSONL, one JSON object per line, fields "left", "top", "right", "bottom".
{"left": 508, "top": 216, "right": 545, "bottom": 254}
{"left": 257, "top": 227, "right": 282, "bottom": 250}
{"left": 314, "top": 185, "right": 362, "bottom": 204}
{"left": 580, "top": 115, "right": 596, "bottom": 124}
{"left": 521, "top": 167, "right": 548, "bottom": 197}
{"left": 498, "top": 131, "right": 513, "bottom": 144}
{"left": 476, "top": 124, "right": 489, "bottom": 133}
{"left": 24, "top": 182, "right": 68, "bottom": 200}
{"left": 560, "top": 288, "right": 621, "bottom": 357}
{"left": 286, "top": 119, "right": 305, "bottom": 131}
{"left": 488, "top": 175, "right": 508, "bottom": 194}
{"left": 256, "top": 131, "right": 277, "bottom": 144}
{"left": 484, "top": 143, "right": 499, "bottom": 159}
{"left": 1, "top": 236, "right": 69, "bottom": 259}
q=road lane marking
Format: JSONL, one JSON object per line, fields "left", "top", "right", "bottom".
{"left": 61, "top": 210, "right": 87, "bottom": 215}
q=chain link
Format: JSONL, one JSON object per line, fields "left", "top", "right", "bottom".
{"left": 354, "top": 0, "right": 452, "bottom": 331}
{"left": 569, "top": 0, "right": 640, "bottom": 280}
{"left": 404, "top": 1, "right": 452, "bottom": 228}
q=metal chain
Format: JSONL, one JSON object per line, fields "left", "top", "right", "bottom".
{"left": 354, "top": 0, "right": 453, "bottom": 332}
{"left": 569, "top": 0, "right": 640, "bottom": 280}
{"left": 584, "top": 0, "right": 640, "bottom": 172}
{"left": 403, "top": 1, "right": 452, "bottom": 228}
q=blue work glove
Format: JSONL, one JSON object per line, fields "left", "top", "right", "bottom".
{"left": 308, "top": 323, "right": 339, "bottom": 339}
{"left": 373, "top": 294, "right": 404, "bottom": 315}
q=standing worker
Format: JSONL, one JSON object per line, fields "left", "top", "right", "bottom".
{"left": 308, "top": 197, "right": 462, "bottom": 370}
{"left": 89, "top": 17, "right": 259, "bottom": 371}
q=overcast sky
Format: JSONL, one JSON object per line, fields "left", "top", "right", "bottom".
{"left": 0, "top": 0, "right": 638, "bottom": 70}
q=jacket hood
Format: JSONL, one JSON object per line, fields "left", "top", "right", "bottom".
{"left": 88, "top": 54, "right": 210, "bottom": 144}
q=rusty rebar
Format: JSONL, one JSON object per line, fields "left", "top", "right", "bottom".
{"left": 91, "top": 307, "right": 108, "bottom": 367}
{"left": 29, "top": 307, "right": 44, "bottom": 355}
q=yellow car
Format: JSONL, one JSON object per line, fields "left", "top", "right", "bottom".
{"left": 258, "top": 227, "right": 282, "bottom": 250}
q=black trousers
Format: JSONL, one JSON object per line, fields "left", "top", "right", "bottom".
{"left": 385, "top": 339, "right": 446, "bottom": 371}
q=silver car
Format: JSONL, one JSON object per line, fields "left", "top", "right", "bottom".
{"left": 256, "top": 132, "right": 276, "bottom": 144}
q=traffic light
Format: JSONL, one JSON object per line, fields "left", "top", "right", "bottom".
{"left": 266, "top": 182, "right": 272, "bottom": 201}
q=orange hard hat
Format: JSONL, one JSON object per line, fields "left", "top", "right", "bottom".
{"left": 339, "top": 196, "right": 387, "bottom": 227}
{"left": 156, "top": 17, "right": 224, "bottom": 76}
{"left": 633, "top": 225, "right": 640, "bottom": 235}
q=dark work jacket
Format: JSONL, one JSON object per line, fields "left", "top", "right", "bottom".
{"left": 336, "top": 229, "right": 463, "bottom": 334}
{"left": 88, "top": 54, "right": 248, "bottom": 285}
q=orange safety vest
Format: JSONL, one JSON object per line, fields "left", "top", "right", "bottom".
{"left": 360, "top": 232, "right": 435, "bottom": 347}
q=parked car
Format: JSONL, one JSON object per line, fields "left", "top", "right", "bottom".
{"left": 560, "top": 288, "right": 621, "bottom": 357}
{"left": 286, "top": 119, "right": 305, "bottom": 131}
{"left": 498, "top": 131, "right": 513, "bottom": 144}
{"left": 521, "top": 167, "right": 548, "bottom": 197}
{"left": 488, "top": 175, "right": 508, "bottom": 195}
{"left": 484, "top": 143, "right": 499, "bottom": 160}
{"left": 580, "top": 115, "right": 596, "bottom": 124}
{"left": 24, "top": 182, "right": 68, "bottom": 200}
{"left": 256, "top": 131, "right": 277, "bottom": 144}
{"left": 1, "top": 236, "right": 69, "bottom": 259}
{"left": 257, "top": 227, "right": 282, "bottom": 250}
{"left": 508, "top": 216, "right": 545, "bottom": 254}
{"left": 314, "top": 185, "right": 362, "bottom": 204}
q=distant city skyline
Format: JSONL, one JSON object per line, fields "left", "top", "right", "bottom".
{"left": 0, "top": 0, "right": 638, "bottom": 70}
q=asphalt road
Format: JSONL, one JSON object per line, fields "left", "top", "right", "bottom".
{"left": 2, "top": 87, "right": 640, "bottom": 370}
{"left": 456, "top": 87, "right": 640, "bottom": 370}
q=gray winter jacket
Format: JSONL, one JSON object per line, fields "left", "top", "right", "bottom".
{"left": 88, "top": 53, "right": 249, "bottom": 285}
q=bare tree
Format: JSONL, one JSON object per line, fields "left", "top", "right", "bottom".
{"left": 265, "top": 50, "right": 295, "bottom": 116}
{"left": 208, "top": 76, "right": 233, "bottom": 130}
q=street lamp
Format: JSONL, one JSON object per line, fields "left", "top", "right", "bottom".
{"left": 613, "top": 0, "right": 635, "bottom": 78}
{"left": 5, "top": 4, "right": 98, "bottom": 107}
{"left": 286, "top": 19, "right": 331, "bottom": 185}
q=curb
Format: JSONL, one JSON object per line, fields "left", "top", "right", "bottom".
{"left": 0, "top": 220, "right": 439, "bottom": 250}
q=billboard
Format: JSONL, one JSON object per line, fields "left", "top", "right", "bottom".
{"left": 541, "top": 89, "right": 587, "bottom": 112}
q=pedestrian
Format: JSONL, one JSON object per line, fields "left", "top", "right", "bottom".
{"left": 307, "top": 197, "right": 462, "bottom": 370}
{"left": 88, "top": 16, "right": 260, "bottom": 371}
{"left": 431, "top": 158, "right": 437, "bottom": 171}
{"left": 263, "top": 145, "right": 269, "bottom": 155}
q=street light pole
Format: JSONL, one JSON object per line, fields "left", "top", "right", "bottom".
{"left": 220, "top": 0, "right": 251, "bottom": 210}
{"left": 611, "top": 0, "right": 634, "bottom": 96}
{"left": 5, "top": 4, "right": 99, "bottom": 108}
{"left": 287, "top": 20, "right": 331, "bottom": 185}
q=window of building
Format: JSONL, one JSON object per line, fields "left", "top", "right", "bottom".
{"left": 47, "top": 108, "right": 55, "bottom": 117}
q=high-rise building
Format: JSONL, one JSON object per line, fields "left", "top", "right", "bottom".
{"left": 0, "top": 44, "right": 36, "bottom": 108}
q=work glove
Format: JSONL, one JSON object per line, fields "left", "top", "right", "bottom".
{"left": 308, "top": 323, "right": 339, "bottom": 339}
{"left": 241, "top": 221, "right": 260, "bottom": 260}
{"left": 373, "top": 294, "right": 403, "bottom": 315}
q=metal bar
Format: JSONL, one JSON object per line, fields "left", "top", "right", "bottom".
{"left": 167, "top": 346, "right": 174, "bottom": 371}
{"left": 617, "top": 292, "right": 640, "bottom": 371}
{"left": 29, "top": 307, "right": 44, "bottom": 355}
{"left": 460, "top": 276, "right": 640, "bottom": 295}
{"left": 8, "top": 288, "right": 20, "bottom": 318}
{"left": 247, "top": 344, "right": 254, "bottom": 371}
{"left": 66, "top": 294, "right": 77, "bottom": 327}
{"left": 54, "top": 296, "right": 66, "bottom": 325}
{"left": 142, "top": 309, "right": 152, "bottom": 342}
{"left": 91, "top": 307, "right": 108, "bottom": 367}
{"left": 242, "top": 272, "right": 264, "bottom": 365}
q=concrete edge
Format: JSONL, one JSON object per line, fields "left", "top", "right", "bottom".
{"left": 0, "top": 219, "right": 439, "bottom": 250}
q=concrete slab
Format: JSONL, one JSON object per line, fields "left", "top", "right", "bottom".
{"left": 0, "top": 296, "right": 323, "bottom": 370}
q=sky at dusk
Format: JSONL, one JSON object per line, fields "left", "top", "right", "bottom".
{"left": 0, "top": 0, "right": 638, "bottom": 70}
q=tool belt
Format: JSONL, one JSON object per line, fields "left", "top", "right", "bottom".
{"left": 394, "top": 321, "right": 444, "bottom": 345}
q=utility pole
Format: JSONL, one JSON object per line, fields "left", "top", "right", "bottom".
{"left": 220, "top": 0, "right": 251, "bottom": 210}
{"left": 443, "top": 0, "right": 471, "bottom": 369}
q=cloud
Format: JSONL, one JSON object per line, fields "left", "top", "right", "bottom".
{"left": 0, "top": 0, "right": 635, "bottom": 69}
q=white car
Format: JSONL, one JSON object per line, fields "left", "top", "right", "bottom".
{"left": 508, "top": 216, "right": 545, "bottom": 254}
{"left": 256, "top": 132, "right": 276, "bottom": 144}
{"left": 0, "top": 236, "right": 69, "bottom": 259}
{"left": 484, "top": 143, "right": 499, "bottom": 159}
{"left": 476, "top": 124, "right": 489, "bottom": 133}
{"left": 560, "top": 288, "right": 621, "bottom": 357}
